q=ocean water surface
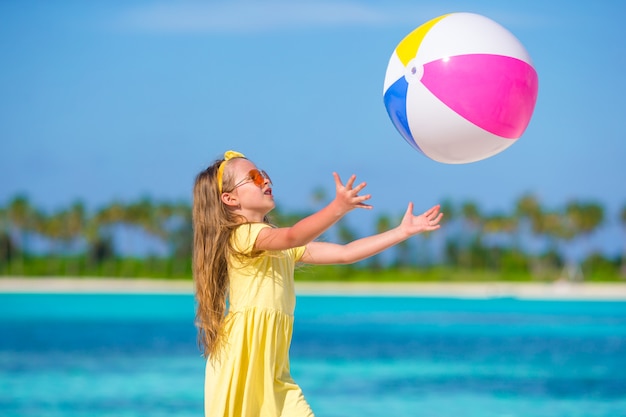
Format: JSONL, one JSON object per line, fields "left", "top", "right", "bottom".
{"left": 1, "top": 292, "right": 625, "bottom": 417}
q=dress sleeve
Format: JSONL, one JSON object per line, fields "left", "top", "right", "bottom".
{"left": 232, "top": 223, "right": 270, "bottom": 255}
{"left": 291, "top": 245, "right": 306, "bottom": 263}
{"left": 233, "top": 223, "right": 306, "bottom": 261}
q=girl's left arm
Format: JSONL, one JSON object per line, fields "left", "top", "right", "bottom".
{"left": 300, "top": 203, "right": 443, "bottom": 265}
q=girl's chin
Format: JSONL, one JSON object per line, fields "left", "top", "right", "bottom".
{"left": 264, "top": 202, "right": 276, "bottom": 214}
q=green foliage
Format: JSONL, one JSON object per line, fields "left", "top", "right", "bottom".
{"left": 0, "top": 232, "right": 18, "bottom": 264}
{"left": 0, "top": 193, "right": 624, "bottom": 282}
{"left": 0, "top": 255, "right": 191, "bottom": 279}
{"left": 581, "top": 253, "right": 621, "bottom": 281}
{"left": 295, "top": 265, "right": 549, "bottom": 283}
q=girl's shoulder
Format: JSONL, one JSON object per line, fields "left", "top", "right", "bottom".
{"left": 232, "top": 222, "right": 271, "bottom": 254}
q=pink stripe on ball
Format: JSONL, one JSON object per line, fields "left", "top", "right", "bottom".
{"left": 421, "top": 54, "right": 538, "bottom": 139}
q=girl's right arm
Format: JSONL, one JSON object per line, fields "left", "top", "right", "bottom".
{"left": 254, "top": 173, "right": 372, "bottom": 251}
{"left": 300, "top": 203, "right": 442, "bottom": 265}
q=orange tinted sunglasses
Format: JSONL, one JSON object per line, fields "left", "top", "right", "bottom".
{"left": 232, "top": 169, "right": 272, "bottom": 190}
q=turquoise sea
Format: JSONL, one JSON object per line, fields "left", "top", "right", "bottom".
{"left": 1, "top": 292, "right": 625, "bottom": 417}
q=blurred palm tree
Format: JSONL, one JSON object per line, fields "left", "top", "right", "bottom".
{"left": 440, "top": 199, "right": 460, "bottom": 267}
{"left": 459, "top": 201, "right": 483, "bottom": 268}
{"left": 482, "top": 211, "right": 519, "bottom": 271}
{"left": 125, "top": 197, "right": 159, "bottom": 275}
{"left": 619, "top": 204, "right": 626, "bottom": 279}
{"left": 564, "top": 200, "right": 604, "bottom": 247}
{"left": 371, "top": 213, "right": 392, "bottom": 269}
{"left": 439, "top": 198, "right": 456, "bottom": 224}
{"left": 0, "top": 204, "right": 17, "bottom": 271}
{"left": 533, "top": 210, "right": 570, "bottom": 274}
{"left": 514, "top": 194, "right": 564, "bottom": 278}
{"left": 62, "top": 202, "right": 87, "bottom": 274}
{"left": 126, "top": 197, "right": 159, "bottom": 239}
{"left": 0, "top": 205, "right": 7, "bottom": 234}
{"left": 88, "top": 201, "right": 125, "bottom": 266}
{"left": 0, "top": 232, "right": 17, "bottom": 270}
{"left": 158, "top": 200, "right": 192, "bottom": 275}
{"left": 564, "top": 200, "right": 604, "bottom": 280}
{"left": 168, "top": 201, "right": 193, "bottom": 256}
{"left": 483, "top": 212, "right": 519, "bottom": 247}
{"left": 41, "top": 208, "right": 63, "bottom": 274}
{"left": 515, "top": 193, "right": 542, "bottom": 241}
{"left": 336, "top": 220, "right": 356, "bottom": 245}
{"left": 6, "top": 195, "right": 38, "bottom": 274}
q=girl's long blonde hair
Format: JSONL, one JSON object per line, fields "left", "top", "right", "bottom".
{"left": 193, "top": 155, "right": 271, "bottom": 360}
{"left": 192, "top": 157, "right": 243, "bottom": 359}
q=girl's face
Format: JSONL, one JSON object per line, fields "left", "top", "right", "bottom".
{"left": 224, "top": 158, "right": 275, "bottom": 221}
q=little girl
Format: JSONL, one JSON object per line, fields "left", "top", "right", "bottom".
{"left": 192, "top": 150, "right": 443, "bottom": 417}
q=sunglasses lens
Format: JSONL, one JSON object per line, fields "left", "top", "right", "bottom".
{"left": 231, "top": 169, "right": 271, "bottom": 191}
{"left": 248, "top": 169, "right": 269, "bottom": 187}
{"left": 236, "top": 169, "right": 270, "bottom": 189}
{"left": 250, "top": 170, "right": 263, "bottom": 186}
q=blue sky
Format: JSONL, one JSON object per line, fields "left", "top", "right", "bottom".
{"left": 1, "top": 1, "right": 625, "bottom": 254}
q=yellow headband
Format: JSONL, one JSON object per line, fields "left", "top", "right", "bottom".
{"left": 217, "top": 150, "right": 245, "bottom": 193}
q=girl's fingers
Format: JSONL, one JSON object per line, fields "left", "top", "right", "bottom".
{"left": 332, "top": 172, "right": 343, "bottom": 187}
{"left": 352, "top": 181, "right": 367, "bottom": 193}
{"left": 345, "top": 174, "right": 357, "bottom": 189}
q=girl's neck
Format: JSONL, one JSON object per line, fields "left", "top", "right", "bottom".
{"left": 234, "top": 209, "right": 267, "bottom": 223}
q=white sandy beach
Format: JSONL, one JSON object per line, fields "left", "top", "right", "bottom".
{"left": 1, "top": 277, "right": 626, "bottom": 300}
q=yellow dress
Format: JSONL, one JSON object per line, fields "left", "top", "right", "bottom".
{"left": 204, "top": 223, "right": 315, "bottom": 417}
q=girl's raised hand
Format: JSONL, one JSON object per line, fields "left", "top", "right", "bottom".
{"left": 332, "top": 172, "right": 372, "bottom": 214}
{"left": 399, "top": 202, "right": 443, "bottom": 236}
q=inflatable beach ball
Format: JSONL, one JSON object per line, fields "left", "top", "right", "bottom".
{"left": 383, "top": 13, "right": 539, "bottom": 164}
